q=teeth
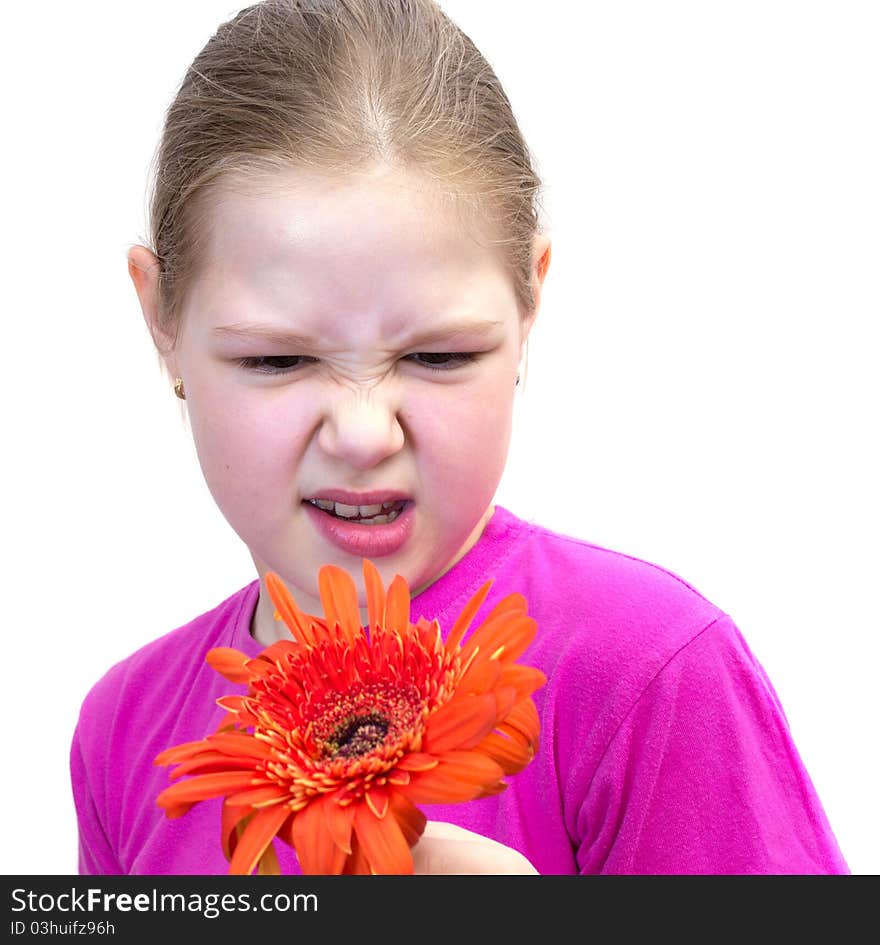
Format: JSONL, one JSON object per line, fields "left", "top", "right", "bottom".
{"left": 308, "top": 498, "right": 406, "bottom": 521}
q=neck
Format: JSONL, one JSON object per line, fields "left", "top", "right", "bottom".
{"left": 248, "top": 504, "right": 495, "bottom": 647}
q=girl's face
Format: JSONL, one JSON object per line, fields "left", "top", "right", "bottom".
{"left": 145, "top": 166, "right": 548, "bottom": 640}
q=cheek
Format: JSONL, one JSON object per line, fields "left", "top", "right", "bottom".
{"left": 186, "top": 392, "right": 310, "bottom": 511}
{"left": 409, "top": 379, "right": 514, "bottom": 494}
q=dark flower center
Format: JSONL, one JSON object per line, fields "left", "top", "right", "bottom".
{"left": 330, "top": 713, "right": 390, "bottom": 758}
{"left": 305, "top": 682, "right": 425, "bottom": 762}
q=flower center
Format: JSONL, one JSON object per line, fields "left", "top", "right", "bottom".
{"left": 330, "top": 713, "right": 390, "bottom": 758}
{"left": 306, "top": 682, "right": 424, "bottom": 763}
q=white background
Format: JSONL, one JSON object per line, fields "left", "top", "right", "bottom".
{"left": 2, "top": 1, "right": 877, "bottom": 874}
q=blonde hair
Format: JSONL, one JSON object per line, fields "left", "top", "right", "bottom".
{"left": 147, "top": 0, "right": 544, "bottom": 343}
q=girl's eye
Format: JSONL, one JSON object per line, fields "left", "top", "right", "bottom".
{"left": 237, "top": 352, "right": 477, "bottom": 375}
{"left": 406, "top": 352, "right": 477, "bottom": 371}
{"left": 237, "top": 356, "right": 316, "bottom": 374}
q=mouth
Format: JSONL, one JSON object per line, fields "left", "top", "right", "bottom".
{"left": 303, "top": 498, "right": 409, "bottom": 526}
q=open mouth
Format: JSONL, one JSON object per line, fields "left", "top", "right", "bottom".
{"left": 305, "top": 498, "right": 408, "bottom": 525}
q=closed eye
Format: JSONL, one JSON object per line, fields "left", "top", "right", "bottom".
{"left": 237, "top": 353, "right": 478, "bottom": 375}
{"left": 404, "top": 352, "right": 478, "bottom": 371}
{"left": 237, "top": 356, "right": 317, "bottom": 374}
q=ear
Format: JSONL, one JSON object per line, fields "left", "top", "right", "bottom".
{"left": 520, "top": 233, "right": 551, "bottom": 349}
{"left": 127, "top": 244, "right": 179, "bottom": 377}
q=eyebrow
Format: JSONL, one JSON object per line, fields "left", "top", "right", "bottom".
{"left": 211, "top": 319, "right": 504, "bottom": 346}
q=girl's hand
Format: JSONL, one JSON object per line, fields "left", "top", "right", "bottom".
{"left": 412, "top": 821, "right": 539, "bottom": 875}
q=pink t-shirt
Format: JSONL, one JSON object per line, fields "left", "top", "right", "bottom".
{"left": 71, "top": 506, "right": 848, "bottom": 874}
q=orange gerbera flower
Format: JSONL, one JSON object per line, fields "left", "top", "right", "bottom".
{"left": 155, "top": 558, "right": 545, "bottom": 875}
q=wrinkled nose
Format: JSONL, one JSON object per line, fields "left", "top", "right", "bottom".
{"left": 317, "top": 389, "right": 405, "bottom": 470}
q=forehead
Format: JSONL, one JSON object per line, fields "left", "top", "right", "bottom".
{"left": 205, "top": 167, "right": 500, "bottom": 269}
{"left": 182, "top": 166, "right": 518, "bottom": 344}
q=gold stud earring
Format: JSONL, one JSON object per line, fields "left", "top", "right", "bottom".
{"left": 173, "top": 377, "right": 186, "bottom": 400}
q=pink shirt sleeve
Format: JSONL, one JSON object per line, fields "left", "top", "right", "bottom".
{"left": 574, "top": 615, "right": 848, "bottom": 874}
{"left": 70, "top": 718, "right": 124, "bottom": 875}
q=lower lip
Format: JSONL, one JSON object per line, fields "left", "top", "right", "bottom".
{"left": 303, "top": 501, "right": 415, "bottom": 557}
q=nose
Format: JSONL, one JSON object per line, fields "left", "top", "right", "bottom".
{"left": 317, "top": 386, "right": 406, "bottom": 470}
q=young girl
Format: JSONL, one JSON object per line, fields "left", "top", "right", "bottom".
{"left": 71, "top": 0, "right": 848, "bottom": 875}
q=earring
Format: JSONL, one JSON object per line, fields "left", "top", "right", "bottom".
{"left": 515, "top": 373, "right": 521, "bottom": 388}
{"left": 173, "top": 377, "right": 186, "bottom": 400}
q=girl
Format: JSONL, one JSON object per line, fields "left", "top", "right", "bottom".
{"left": 71, "top": 0, "right": 848, "bottom": 875}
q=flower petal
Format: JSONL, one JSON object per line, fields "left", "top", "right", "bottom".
{"left": 318, "top": 564, "right": 363, "bottom": 646}
{"left": 215, "top": 695, "right": 249, "bottom": 716}
{"left": 493, "top": 685, "right": 518, "bottom": 722}
{"left": 221, "top": 803, "right": 252, "bottom": 861}
{"left": 228, "top": 802, "right": 291, "bottom": 875}
{"left": 362, "top": 558, "right": 387, "bottom": 632}
{"left": 324, "top": 798, "right": 356, "bottom": 856}
{"left": 384, "top": 574, "right": 411, "bottom": 637}
{"left": 475, "top": 780, "right": 509, "bottom": 799}
{"left": 387, "top": 769, "right": 411, "bottom": 786}
{"left": 257, "top": 840, "right": 281, "bottom": 875}
{"left": 213, "top": 711, "right": 241, "bottom": 732}
{"left": 365, "top": 784, "right": 389, "bottom": 820}
{"left": 483, "top": 591, "right": 529, "bottom": 623}
{"left": 207, "top": 732, "right": 279, "bottom": 761}
{"left": 154, "top": 739, "right": 208, "bottom": 768}
{"left": 225, "top": 785, "right": 287, "bottom": 807}
{"left": 265, "top": 572, "right": 317, "bottom": 645}
{"left": 396, "top": 752, "right": 440, "bottom": 773}
{"left": 444, "top": 579, "right": 493, "bottom": 652}
{"left": 499, "top": 697, "right": 541, "bottom": 744}
{"left": 403, "top": 750, "right": 505, "bottom": 805}
{"left": 291, "top": 797, "right": 347, "bottom": 874}
{"left": 456, "top": 655, "right": 503, "bottom": 695}
{"left": 353, "top": 801, "right": 414, "bottom": 874}
{"left": 388, "top": 791, "right": 427, "bottom": 847}
{"left": 498, "top": 664, "right": 548, "bottom": 702}
{"left": 342, "top": 836, "right": 371, "bottom": 875}
{"left": 462, "top": 614, "right": 537, "bottom": 667}
{"left": 423, "top": 693, "right": 500, "bottom": 753}
{"left": 255, "top": 639, "right": 298, "bottom": 668}
{"left": 168, "top": 751, "right": 260, "bottom": 780}
{"left": 476, "top": 730, "right": 536, "bottom": 774}
{"left": 156, "top": 771, "right": 258, "bottom": 811}
{"left": 206, "top": 647, "right": 253, "bottom": 684}
{"left": 160, "top": 801, "right": 196, "bottom": 819}
{"left": 246, "top": 657, "right": 281, "bottom": 682}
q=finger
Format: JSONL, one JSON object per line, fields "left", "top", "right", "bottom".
{"left": 412, "top": 821, "right": 538, "bottom": 875}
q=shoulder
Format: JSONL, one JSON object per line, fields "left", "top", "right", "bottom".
{"left": 489, "top": 510, "right": 765, "bottom": 755}
{"left": 74, "top": 581, "right": 259, "bottom": 746}
{"left": 515, "top": 510, "right": 713, "bottom": 602}
{"left": 493, "top": 508, "right": 725, "bottom": 667}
